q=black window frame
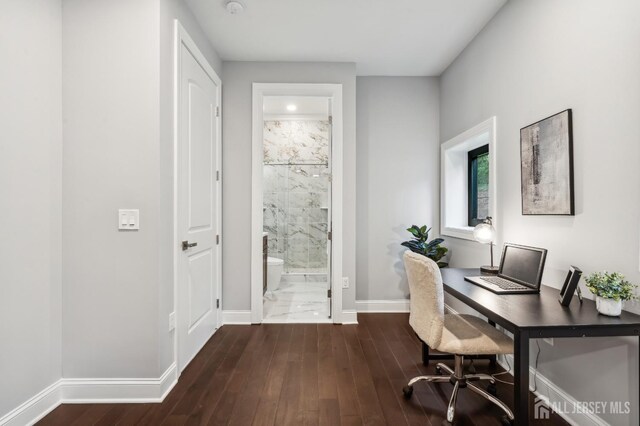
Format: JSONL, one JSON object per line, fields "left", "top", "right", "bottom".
{"left": 468, "top": 144, "right": 489, "bottom": 227}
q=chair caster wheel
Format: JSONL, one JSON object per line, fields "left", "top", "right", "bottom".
{"left": 446, "top": 406, "right": 455, "bottom": 422}
{"left": 435, "top": 365, "right": 442, "bottom": 375}
{"left": 487, "top": 382, "right": 497, "bottom": 396}
{"left": 500, "top": 415, "right": 514, "bottom": 426}
{"left": 402, "top": 385, "right": 413, "bottom": 399}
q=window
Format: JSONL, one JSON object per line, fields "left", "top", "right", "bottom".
{"left": 468, "top": 144, "right": 489, "bottom": 226}
{"left": 441, "top": 117, "right": 496, "bottom": 241}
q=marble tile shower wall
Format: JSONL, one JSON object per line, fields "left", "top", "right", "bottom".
{"left": 263, "top": 120, "right": 330, "bottom": 274}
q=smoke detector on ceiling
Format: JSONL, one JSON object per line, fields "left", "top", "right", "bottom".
{"left": 225, "top": 1, "right": 244, "bottom": 15}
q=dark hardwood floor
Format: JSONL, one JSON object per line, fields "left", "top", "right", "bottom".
{"left": 38, "top": 314, "right": 567, "bottom": 425}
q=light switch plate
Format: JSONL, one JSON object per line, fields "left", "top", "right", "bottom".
{"left": 342, "top": 277, "right": 349, "bottom": 289}
{"left": 168, "top": 312, "right": 176, "bottom": 331}
{"left": 118, "top": 209, "right": 139, "bottom": 230}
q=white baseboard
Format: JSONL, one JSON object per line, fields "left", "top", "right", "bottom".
{"left": 0, "top": 380, "right": 62, "bottom": 426}
{"left": 225, "top": 310, "right": 355, "bottom": 325}
{"left": 341, "top": 310, "right": 358, "bottom": 324}
{"left": 60, "top": 362, "right": 177, "bottom": 403}
{"left": 355, "top": 299, "right": 410, "bottom": 313}
{"left": 222, "top": 310, "right": 252, "bottom": 325}
{"left": 0, "top": 363, "right": 178, "bottom": 426}
{"left": 444, "top": 303, "right": 458, "bottom": 314}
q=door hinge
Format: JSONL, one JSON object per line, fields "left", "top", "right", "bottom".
{"left": 328, "top": 289, "right": 332, "bottom": 298}
{"left": 328, "top": 115, "right": 333, "bottom": 124}
{"left": 216, "top": 235, "right": 220, "bottom": 245}
{"left": 216, "top": 170, "right": 220, "bottom": 181}
{"left": 216, "top": 299, "right": 220, "bottom": 309}
{"left": 216, "top": 106, "right": 220, "bottom": 117}
{"left": 327, "top": 230, "right": 332, "bottom": 241}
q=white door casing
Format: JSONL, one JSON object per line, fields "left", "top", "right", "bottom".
{"left": 326, "top": 99, "right": 333, "bottom": 317}
{"left": 251, "top": 83, "right": 344, "bottom": 324}
{"left": 175, "top": 21, "right": 222, "bottom": 373}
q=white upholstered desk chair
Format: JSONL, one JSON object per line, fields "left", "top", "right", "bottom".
{"left": 402, "top": 251, "right": 515, "bottom": 425}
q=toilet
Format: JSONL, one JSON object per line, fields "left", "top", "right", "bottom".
{"left": 266, "top": 257, "right": 284, "bottom": 292}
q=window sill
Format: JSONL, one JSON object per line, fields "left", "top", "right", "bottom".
{"left": 442, "top": 226, "right": 475, "bottom": 241}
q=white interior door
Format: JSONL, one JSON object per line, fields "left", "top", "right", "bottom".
{"left": 177, "top": 26, "right": 222, "bottom": 372}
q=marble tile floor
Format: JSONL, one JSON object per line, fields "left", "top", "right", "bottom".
{"left": 263, "top": 281, "right": 331, "bottom": 323}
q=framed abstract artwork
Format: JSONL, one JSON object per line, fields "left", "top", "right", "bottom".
{"left": 520, "top": 109, "right": 574, "bottom": 215}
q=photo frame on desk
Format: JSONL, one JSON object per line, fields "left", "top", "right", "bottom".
{"left": 558, "top": 266, "right": 583, "bottom": 306}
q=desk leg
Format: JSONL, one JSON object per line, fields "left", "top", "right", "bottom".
{"left": 488, "top": 319, "right": 497, "bottom": 367}
{"left": 422, "top": 341, "right": 429, "bottom": 365}
{"left": 514, "top": 330, "right": 530, "bottom": 425}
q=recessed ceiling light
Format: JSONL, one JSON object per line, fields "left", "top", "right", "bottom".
{"left": 225, "top": 1, "right": 244, "bottom": 15}
{"left": 286, "top": 104, "right": 297, "bottom": 112}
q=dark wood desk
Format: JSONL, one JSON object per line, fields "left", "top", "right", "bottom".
{"left": 441, "top": 268, "right": 640, "bottom": 425}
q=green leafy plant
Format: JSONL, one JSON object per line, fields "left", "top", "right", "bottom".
{"left": 584, "top": 271, "right": 638, "bottom": 301}
{"left": 401, "top": 225, "right": 448, "bottom": 268}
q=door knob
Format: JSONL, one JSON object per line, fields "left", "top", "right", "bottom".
{"left": 182, "top": 240, "right": 197, "bottom": 251}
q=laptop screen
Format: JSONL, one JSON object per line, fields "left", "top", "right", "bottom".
{"left": 499, "top": 244, "right": 547, "bottom": 287}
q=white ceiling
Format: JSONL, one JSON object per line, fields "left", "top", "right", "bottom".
{"left": 185, "top": 0, "right": 506, "bottom": 76}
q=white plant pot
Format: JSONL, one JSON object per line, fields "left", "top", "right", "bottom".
{"left": 596, "top": 296, "right": 622, "bottom": 316}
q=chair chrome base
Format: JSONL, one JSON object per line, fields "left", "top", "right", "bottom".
{"left": 403, "top": 355, "right": 514, "bottom": 424}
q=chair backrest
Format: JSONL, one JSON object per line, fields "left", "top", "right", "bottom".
{"left": 403, "top": 251, "right": 445, "bottom": 349}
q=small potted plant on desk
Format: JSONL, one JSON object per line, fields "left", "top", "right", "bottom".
{"left": 584, "top": 271, "right": 638, "bottom": 316}
{"left": 401, "top": 225, "right": 448, "bottom": 267}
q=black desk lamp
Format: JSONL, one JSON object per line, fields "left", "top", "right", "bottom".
{"left": 473, "top": 217, "right": 498, "bottom": 274}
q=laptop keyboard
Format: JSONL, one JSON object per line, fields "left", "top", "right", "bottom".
{"left": 482, "top": 276, "right": 527, "bottom": 290}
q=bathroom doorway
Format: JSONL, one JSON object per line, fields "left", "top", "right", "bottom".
{"left": 251, "top": 84, "right": 343, "bottom": 324}
{"left": 262, "top": 96, "right": 332, "bottom": 322}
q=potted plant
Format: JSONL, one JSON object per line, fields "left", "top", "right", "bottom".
{"left": 584, "top": 271, "right": 638, "bottom": 316}
{"left": 401, "top": 225, "right": 448, "bottom": 267}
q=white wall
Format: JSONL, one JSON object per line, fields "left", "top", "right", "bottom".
{"left": 0, "top": 0, "right": 63, "bottom": 418}
{"left": 439, "top": 1, "right": 640, "bottom": 424}
{"left": 0, "top": 0, "right": 220, "bottom": 420}
{"left": 356, "top": 77, "right": 440, "bottom": 301}
{"left": 62, "top": 0, "right": 221, "bottom": 379}
{"left": 221, "top": 62, "right": 357, "bottom": 311}
{"left": 62, "top": 0, "right": 161, "bottom": 379}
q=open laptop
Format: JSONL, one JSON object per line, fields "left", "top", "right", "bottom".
{"left": 464, "top": 243, "right": 548, "bottom": 294}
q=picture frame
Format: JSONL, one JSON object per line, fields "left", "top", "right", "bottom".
{"left": 520, "top": 109, "right": 575, "bottom": 215}
{"left": 558, "top": 266, "right": 583, "bottom": 307}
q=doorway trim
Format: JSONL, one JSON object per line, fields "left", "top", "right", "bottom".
{"left": 251, "top": 83, "right": 343, "bottom": 324}
{"left": 173, "top": 20, "right": 223, "bottom": 374}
